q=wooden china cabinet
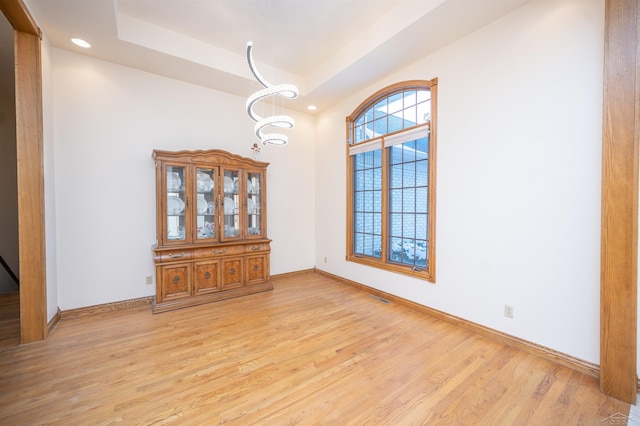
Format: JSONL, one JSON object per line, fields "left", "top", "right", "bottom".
{"left": 152, "top": 149, "right": 272, "bottom": 313}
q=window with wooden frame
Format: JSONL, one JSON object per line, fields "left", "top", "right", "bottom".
{"left": 346, "top": 79, "right": 437, "bottom": 281}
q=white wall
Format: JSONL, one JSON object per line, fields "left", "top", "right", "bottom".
{"left": 316, "top": 0, "right": 605, "bottom": 363}
{"left": 52, "top": 49, "right": 316, "bottom": 310}
{"left": 42, "top": 34, "right": 58, "bottom": 321}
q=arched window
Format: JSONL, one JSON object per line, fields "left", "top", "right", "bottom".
{"left": 346, "top": 79, "right": 437, "bottom": 281}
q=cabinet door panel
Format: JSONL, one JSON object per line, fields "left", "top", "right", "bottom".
{"left": 221, "top": 258, "right": 243, "bottom": 290}
{"left": 246, "top": 255, "right": 267, "bottom": 285}
{"left": 246, "top": 170, "right": 265, "bottom": 238}
{"left": 221, "top": 168, "right": 241, "bottom": 241}
{"left": 194, "top": 261, "right": 220, "bottom": 294}
{"left": 160, "top": 264, "right": 191, "bottom": 301}
{"left": 164, "top": 164, "right": 188, "bottom": 244}
{"left": 195, "top": 167, "right": 217, "bottom": 241}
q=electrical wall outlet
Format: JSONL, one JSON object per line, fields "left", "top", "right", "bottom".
{"left": 146, "top": 275, "right": 153, "bottom": 285}
{"left": 324, "top": 256, "right": 327, "bottom": 263}
{"left": 504, "top": 305, "right": 514, "bottom": 319}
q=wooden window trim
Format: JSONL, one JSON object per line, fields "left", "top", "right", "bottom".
{"left": 346, "top": 79, "right": 437, "bottom": 282}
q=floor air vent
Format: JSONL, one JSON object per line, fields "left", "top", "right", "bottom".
{"left": 371, "top": 295, "right": 390, "bottom": 304}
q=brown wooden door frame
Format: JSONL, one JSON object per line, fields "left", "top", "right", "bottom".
{"left": 600, "top": 0, "right": 639, "bottom": 403}
{"left": 0, "top": 0, "right": 47, "bottom": 343}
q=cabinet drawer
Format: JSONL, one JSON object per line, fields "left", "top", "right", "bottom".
{"left": 246, "top": 243, "right": 270, "bottom": 253}
{"left": 193, "top": 245, "right": 245, "bottom": 259}
{"left": 156, "top": 250, "right": 193, "bottom": 263}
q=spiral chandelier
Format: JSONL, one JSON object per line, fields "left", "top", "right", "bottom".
{"left": 246, "top": 41, "right": 298, "bottom": 145}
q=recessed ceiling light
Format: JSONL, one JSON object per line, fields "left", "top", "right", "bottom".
{"left": 71, "top": 37, "right": 91, "bottom": 48}
{"left": 307, "top": 105, "right": 317, "bottom": 111}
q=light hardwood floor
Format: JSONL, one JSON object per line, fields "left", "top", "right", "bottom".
{"left": 0, "top": 291, "right": 20, "bottom": 350}
{"left": 0, "top": 272, "right": 630, "bottom": 425}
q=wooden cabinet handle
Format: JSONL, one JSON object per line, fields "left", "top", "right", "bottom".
{"left": 251, "top": 246, "right": 261, "bottom": 251}
{"left": 204, "top": 272, "right": 211, "bottom": 279}
{"left": 214, "top": 249, "right": 227, "bottom": 254}
{"left": 253, "top": 264, "right": 259, "bottom": 271}
{"left": 230, "top": 268, "right": 236, "bottom": 275}
{"left": 173, "top": 275, "right": 180, "bottom": 283}
{"left": 169, "top": 253, "right": 185, "bottom": 259}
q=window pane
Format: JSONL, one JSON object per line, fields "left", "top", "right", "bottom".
{"left": 355, "top": 232, "right": 364, "bottom": 253}
{"left": 390, "top": 164, "right": 402, "bottom": 188}
{"left": 364, "top": 213, "right": 373, "bottom": 234}
{"left": 374, "top": 191, "right": 382, "bottom": 212}
{"left": 374, "top": 213, "right": 382, "bottom": 234}
{"left": 355, "top": 124, "right": 365, "bottom": 143}
{"left": 388, "top": 92, "right": 403, "bottom": 113}
{"left": 404, "top": 90, "right": 416, "bottom": 107}
{"left": 366, "top": 151, "right": 375, "bottom": 167}
{"left": 373, "top": 149, "right": 382, "bottom": 167}
{"left": 416, "top": 102, "right": 430, "bottom": 125}
{"left": 390, "top": 213, "right": 402, "bottom": 237}
{"left": 416, "top": 160, "right": 428, "bottom": 187}
{"left": 365, "top": 119, "right": 376, "bottom": 140}
{"left": 374, "top": 168, "right": 382, "bottom": 190}
{"left": 416, "top": 187, "right": 428, "bottom": 213}
{"left": 390, "top": 145, "right": 403, "bottom": 165}
{"left": 415, "top": 240, "right": 427, "bottom": 267}
{"left": 403, "top": 141, "right": 416, "bottom": 163}
{"left": 390, "top": 190, "right": 402, "bottom": 213}
{"left": 355, "top": 191, "right": 364, "bottom": 211}
{"left": 355, "top": 170, "right": 364, "bottom": 190}
{"left": 364, "top": 169, "right": 373, "bottom": 190}
{"left": 417, "top": 90, "right": 430, "bottom": 103}
{"left": 353, "top": 148, "right": 382, "bottom": 259}
{"left": 364, "top": 233, "right": 373, "bottom": 256}
{"left": 373, "top": 235, "right": 382, "bottom": 258}
{"left": 402, "top": 239, "right": 415, "bottom": 264}
{"left": 403, "top": 188, "right": 415, "bottom": 212}
{"left": 364, "top": 191, "right": 373, "bottom": 212}
{"left": 403, "top": 214, "right": 415, "bottom": 238}
{"left": 416, "top": 214, "right": 427, "bottom": 240}
{"left": 355, "top": 213, "right": 364, "bottom": 232}
{"left": 374, "top": 98, "right": 388, "bottom": 118}
{"left": 404, "top": 105, "right": 417, "bottom": 128}
{"left": 416, "top": 138, "right": 428, "bottom": 160}
{"left": 388, "top": 115, "right": 403, "bottom": 133}
{"left": 365, "top": 107, "right": 374, "bottom": 123}
{"left": 403, "top": 162, "right": 416, "bottom": 187}
{"left": 354, "top": 153, "right": 364, "bottom": 170}
{"left": 372, "top": 117, "right": 387, "bottom": 136}
{"left": 390, "top": 237, "right": 403, "bottom": 262}
{"left": 387, "top": 138, "right": 430, "bottom": 268}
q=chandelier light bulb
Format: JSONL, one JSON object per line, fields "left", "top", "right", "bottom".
{"left": 246, "top": 41, "right": 298, "bottom": 145}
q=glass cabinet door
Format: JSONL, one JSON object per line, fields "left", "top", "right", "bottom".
{"left": 166, "top": 165, "right": 186, "bottom": 242}
{"left": 195, "top": 167, "right": 216, "bottom": 241}
{"left": 247, "top": 171, "right": 263, "bottom": 237}
{"left": 222, "top": 168, "right": 240, "bottom": 239}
